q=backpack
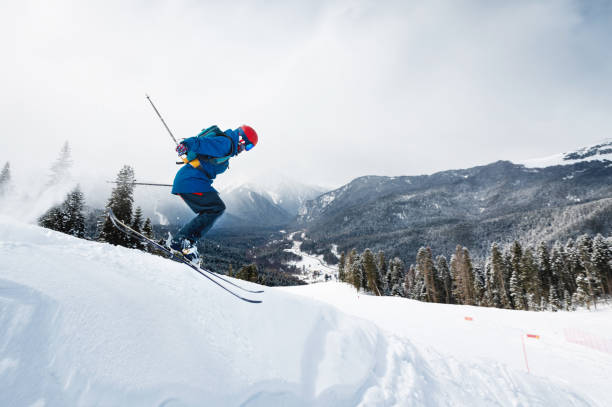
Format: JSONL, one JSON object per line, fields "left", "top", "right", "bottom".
{"left": 194, "top": 126, "right": 236, "bottom": 165}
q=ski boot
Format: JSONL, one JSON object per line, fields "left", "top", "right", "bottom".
{"left": 168, "top": 238, "right": 200, "bottom": 266}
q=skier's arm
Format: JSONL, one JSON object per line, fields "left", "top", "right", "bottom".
{"left": 182, "top": 134, "right": 232, "bottom": 158}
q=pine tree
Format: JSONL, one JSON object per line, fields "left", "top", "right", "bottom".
{"left": 38, "top": 186, "right": 85, "bottom": 238}
{"left": 550, "top": 241, "right": 567, "bottom": 296}
{"left": 562, "top": 289, "right": 572, "bottom": 311}
{"left": 338, "top": 251, "right": 346, "bottom": 282}
{"left": 350, "top": 253, "right": 364, "bottom": 291}
{"left": 376, "top": 251, "right": 388, "bottom": 295}
{"left": 537, "top": 241, "right": 553, "bottom": 299}
{"left": 130, "top": 206, "right": 144, "bottom": 249}
{"left": 436, "top": 255, "right": 452, "bottom": 304}
{"left": 404, "top": 264, "right": 416, "bottom": 299}
{"left": 142, "top": 218, "right": 154, "bottom": 239}
{"left": 565, "top": 238, "right": 580, "bottom": 293}
{"left": 38, "top": 206, "right": 65, "bottom": 231}
{"left": 0, "top": 161, "right": 10, "bottom": 196}
{"left": 520, "top": 247, "right": 541, "bottom": 310}
{"left": 236, "top": 264, "right": 258, "bottom": 282}
{"left": 63, "top": 186, "right": 86, "bottom": 238}
{"left": 548, "top": 286, "right": 560, "bottom": 312}
{"left": 363, "top": 249, "right": 382, "bottom": 295}
{"left": 574, "top": 273, "right": 590, "bottom": 309}
{"left": 228, "top": 264, "right": 234, "bottom": 277}
{"left": 389, "top": 257, "right": 405, "bottom": 296}
{"left": 576, "top": 234, "right": 602, "bottom": 309}
{"left": 509, "top": 241, "right": 526, "bottom": 310}
{"left": 451, "top": 246, "right": 475, "bottom": 305}
{"left": 473, "top": 265, "right": 486, "bottom": 306}
{"left": 416, "top": 247, "right": 438, "bottom": 303}
{"left": 47, "top": 141, "right": 73, "bottom": 185}
{"left": 411, "top": 268, "right": 426, "bottom": 301}
{"left": 591, "top": 234, "right": 611, "bottom": 295}
{"left": 509, "top": 266, "right": 525, "bottom": 310}
{"left": 99, "top": 165, "right": 136, "bottom": 247}
{"left": 490, "top": 243, "right": 511, "bottom": 309}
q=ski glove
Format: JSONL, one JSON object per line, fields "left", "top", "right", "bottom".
{"left": 176, "top": 143, "right": 188, "bottom": 156}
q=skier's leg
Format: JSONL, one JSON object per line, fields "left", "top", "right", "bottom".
{"left": 176, "top": 192, "right": 226, "bottom": 242}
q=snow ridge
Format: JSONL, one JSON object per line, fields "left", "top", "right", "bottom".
{"left": 1, "top": 218, "right": 608, "bottom": 406}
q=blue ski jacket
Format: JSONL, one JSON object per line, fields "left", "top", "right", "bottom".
{"left": 171, "top": 127, "right": 240, "bottom": 194}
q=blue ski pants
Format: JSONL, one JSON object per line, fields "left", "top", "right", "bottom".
{"left": 176, "top": 192, "right": 226, "bottom": 242}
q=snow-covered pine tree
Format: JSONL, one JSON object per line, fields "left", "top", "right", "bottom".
{"left": 490, "top": 243, "right": 511, "bottom": 309}
{"left": 38, "top": 186, "right": 85, "bottom": 238}
{"left": 349, "top": 250, "right": 363, "bottom": 291}
{"left": 0, "top": 161, "right": 10, "bottom": 196}
{"left": 537, "top": 241, "right": 553, "bottom": 300}
{"left": 509, "top": 267, "right": 525, "bottom": 310}
{"left": 520, "top": 247, "right": 542, "bottom": 310}
{"left": 99, "top": 165, "right": 135, "bottom": 247}
{"left": 472, "top": 264, "right": 486, "bottom": 306}
{"left": 550, "top": 241, "right": 567, "bottom": 297}
{"left": 376, "top": 251, "right": 388, "bottom": 295}
{"left": 436, "top": 255, "right": 452, "bottom": 304}
{"left": 47, "top": 141, "right": 73, "bottom": 186}
{"left": 38, "top": 206, "right": 65, "bottom": 232}
{"left": 591, "top": 234, "right": 611, "bottom": 295}
{"left": 130, "top": 206, "right": 144, "bottom": 249}
{"left": 565, "top": 238, "right": 581, "bottom": 293}
{"left": 548, "top": 286, "right": 560, "bottom": 312}
{"left": 142, "top": 218, "right": 154, "bottom": 239}
{"left": 574, "top": 273, "right": 590, "bottom": 310}
{"left": 576, "top": 234, "right": 602, "bottom": 309}
{"left": 404, "top": 264, "right": 416, "bottom": 299}
{"left": 346, "top": 248, "right": 357, "bottom": 278}
{"left": 563, "top": 289, "right": 572, "bottom": 311}
{"left": 63, "top": 186, "right": 85, "bottom": 238}
{"left": 389, "top": 257, "right": 405, "bottom": 297}
{"left": 416, "top": 247, "right": 437, "bottom": 303}
{"left": 411, "top": 268, "right": 426, "bottom": 301}
{"left": 509, "top": 241, "right": 526, "bottom": 310}
{"left": 338, "top": 251, "right": 346, "bottom": 282}
{"left": 363, "top": 249, "right": 382, "bottom": 295}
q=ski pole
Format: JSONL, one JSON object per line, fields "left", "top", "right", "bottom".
{"left": 145, "top": 94, "right": 202, "bottom": 169}
{"left": 106, "top": 181, "right": 172, "bottom": 187}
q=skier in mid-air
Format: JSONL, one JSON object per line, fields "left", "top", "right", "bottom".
{"left": 168, "top": 125, "right": 258, "bottom": 262}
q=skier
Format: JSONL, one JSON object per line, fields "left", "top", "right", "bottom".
{"left": 168, "top": 125, "right": 258, "bottom": 262}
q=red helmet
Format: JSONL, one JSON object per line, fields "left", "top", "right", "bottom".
{"left": 240, "top": 125, "right": 258, "bottom": 149}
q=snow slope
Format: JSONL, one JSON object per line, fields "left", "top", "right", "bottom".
{"left": 1, "top": 218, "right": 610, "bottom": 406}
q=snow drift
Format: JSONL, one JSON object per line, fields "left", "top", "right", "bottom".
{"left": 1, "top": 217, "right": 610, "bottom": 406}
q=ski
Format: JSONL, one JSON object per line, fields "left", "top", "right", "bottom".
{"left": 109, "top": 209, "right": 263, "bottom": 294}
{"left": 107, "top": 209, "right": 263, "bottom": 304}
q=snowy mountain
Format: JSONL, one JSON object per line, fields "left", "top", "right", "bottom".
{"left": 297, "top": 143, "right": 612, "bottom": 259}
{"left": 2, "top": 217, "right": 611, "bottom": 406}
{"left": 520, "top": 139, "right": 612, "bottom": 168}
{"left": 216, "top": 177, "right": 326, "bottom": 229}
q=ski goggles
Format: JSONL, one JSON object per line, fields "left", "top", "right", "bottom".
{"left": 238, "top": 135, "right": 254, "bottom": 152}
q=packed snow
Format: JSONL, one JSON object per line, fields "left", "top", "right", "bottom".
{"left": 1, "top": 218, "right": 611, "bottom": 406}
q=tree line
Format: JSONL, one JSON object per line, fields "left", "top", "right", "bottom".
{"left": 338, "top": 234, "right": 612, "bottom": 311}
{"left": 38, "top": 162, "right": 153, "bottom": 249}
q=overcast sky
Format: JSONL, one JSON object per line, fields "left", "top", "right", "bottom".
{"left": 2, "top": 0, "right": 612, "bottom": 192}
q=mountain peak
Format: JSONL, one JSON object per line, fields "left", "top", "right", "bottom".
{"left": 519, "top": 139, "right": 612, "bottom": 168}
